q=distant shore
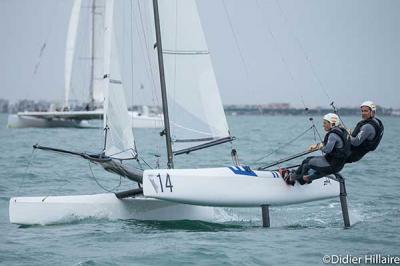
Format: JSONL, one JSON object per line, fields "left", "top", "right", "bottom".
{"left": 223, "top": 105, "right": 399, "bottom": 116}
{"left": 1, "top": 99, "right": 399, "bottom": 116}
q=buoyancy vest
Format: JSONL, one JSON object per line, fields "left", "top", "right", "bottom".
{"left": 323, "top": 127, "right": 351, "bottom": 171}
{"left": 347, "top": 117, "right": 384, "bottom": 163}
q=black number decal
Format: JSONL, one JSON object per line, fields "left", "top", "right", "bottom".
{"left": 157, "top": 173, "right": 164, "bottom": 192}
{"left": 165, "top": 174, "right": 173, "bottom": 192}
{"left": 156, "top": 173, "right": 173, "bottom": 193}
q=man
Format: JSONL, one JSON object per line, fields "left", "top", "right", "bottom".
{"left": 346, "top": 101, "right": 384, "bottom": 163}
{"left": 282, "top": 113, "right": 351, "bottom": 185}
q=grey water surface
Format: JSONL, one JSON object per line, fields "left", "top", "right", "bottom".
{"left": 0, "top": 113, "right": 399, "bottom": 265}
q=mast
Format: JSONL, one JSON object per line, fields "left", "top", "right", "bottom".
{"left": 88, "top": 0, "right": 96, "bottom": 108}
{"left": 152, "top": 0, "right": 174, "bottom": 169}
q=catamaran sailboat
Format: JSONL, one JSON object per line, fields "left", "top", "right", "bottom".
{"left": 7, "top": 0, "right": 162, "bottom": 129}
{"left": 9, "top": 0, "right": 347, "bottom": 227}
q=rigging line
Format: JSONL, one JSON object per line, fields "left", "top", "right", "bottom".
{"left": 42, "top": 171, "right": 72, "bottom": 202}
{"left": 255, "top": 0, "right": 318, "bottom": 116}
{"left": 129, "top": 0, "right": 136, "bottom": 130}
{"left": 88, "top": 161, "right": 122, "bottom": 192}
{"left": 330, "top": 101, "right": 348, "bottom": 129}
{"left": 301, "top": 96, "right": 324, "bottom": 143}
{"left": 127, "top": 2, "right": 143, "bottom": 121}
{"left": 17, "top": 148, "right": 38, "bottom": 195}
{"left": 155, "top": 135, "right": 162, "bottom": 169}
{"left": 312, "top": 124, "right": 323, "bottom": 142}
{"left": 172, "top": 0, "right": 178, "bottom": 124}
{"left": 256, "top": 0, "right": 326, "bottom": 143}
{"left": 250, "top": 125, "right": 314, "bottom": 164}
{"left": 255, "top": 0, "right": 300, "bottom": 99}
{"left": 221, "top": 0, "right": 250, "bottom": 77}
{"left": 128, "top": 2, "right": 142, "bottom": 141}
{"left": 312, "top": 124, "right": 317, "bottom": 142}
{"left": 256, "top": 0, "right": 316, "bottom": 124}
{"left": 138, "top": 156, "right": 153, "bottom": 169}
{"left": 136, "top": 0, "right": 160, "bottom": 106}
{"left": 107, "top": 148, "right": 137, "bottom": 159}
{"left": 304, "top": 110, "right": 323, "bottom": 142}
{"left": 300, "top": 94, "right": 323, "bottom": 142}
{"left": 136, "top": 158, "right": 144, "bottom": 171}
{"left": 303, "top": 107, "right": 323, "bottom": 142}
{"left": 274, "top": 0, "right": 332, "bottom": 103}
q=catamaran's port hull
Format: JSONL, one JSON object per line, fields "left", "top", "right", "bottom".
{"left": 9, "top": 194, "right": 214, "bottom": 225}
{"left": 143, "top": 167, "right": 340, "bottom": 207}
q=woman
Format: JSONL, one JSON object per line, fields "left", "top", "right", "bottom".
{"left": 283, "top": 113, "right": 351, "bottom": 185}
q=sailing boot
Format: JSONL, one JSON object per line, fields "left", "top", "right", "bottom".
{"left": 291, "top": 174, "right": 313, "bottom": 185}
{"left": 280, "top": 168, "right": 295, "bottom": 186}
{"left": 289, "top": 171, "right": 306, "bottom": 185}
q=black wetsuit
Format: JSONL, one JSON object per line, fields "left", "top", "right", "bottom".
{"left": 346, "top": 117, "right": 384, "bottom": 163}
{"left": 295, "top": 127, "right": 351, "bottom": 183}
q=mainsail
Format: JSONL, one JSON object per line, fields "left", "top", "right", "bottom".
{"left": 135, "top": 0, "right": 233, "bottom": 155}
{"left": 160, "top": 0, "right": 233, "bottom": 154}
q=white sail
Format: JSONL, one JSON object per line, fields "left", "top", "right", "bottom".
{"left": 159, "top": 0, "right": 232, "bottom": 154}
{"left": 64, "top": 0, "right": 82, "bottom": 108}
{"left": 103, "top": 0, "right": 136, "bottom": 160}
{"left": 134, "top": 0, "right": 232, "bottom": 154}
{"left": 91, "top": 0, "right": 108, "bottom": 103}
{"left": 66, "top": 0, "right": 106, "bottom": 106}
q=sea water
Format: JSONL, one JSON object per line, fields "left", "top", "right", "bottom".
{"left": 0, "top": 113, "right": 399, "bottom": 265}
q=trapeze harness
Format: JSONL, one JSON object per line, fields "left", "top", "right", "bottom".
{"left": 346, "top": 118, "right": 384, "bottom": 163}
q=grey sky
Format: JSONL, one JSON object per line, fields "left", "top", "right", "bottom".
{"left": 0, "top": 0, "right": 399, "bottom": 108}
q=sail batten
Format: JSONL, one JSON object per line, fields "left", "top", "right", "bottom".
{"left": 163, "top": 50, "right": 209, "bottom": 55}
{"left": 174, "top": 137, "right": 215, "bottom": 143}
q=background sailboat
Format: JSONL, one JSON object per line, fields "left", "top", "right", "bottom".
{"left": 7, "top": 0, "right": 163, "bottom": 129}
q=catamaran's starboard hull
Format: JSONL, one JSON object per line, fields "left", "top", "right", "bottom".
{"left": 9, "top": 193, "right": 215, "bottom": 225}
{"left": 143, "top": 167, "right": 340, "bottom": 207}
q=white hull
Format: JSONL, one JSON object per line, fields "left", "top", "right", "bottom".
{"left": 7, "top": 114, "right": 91, "bottom": 128}
{"left": 7, "top": 112, "right": 163, "bottom": 129}
{"left": 128, "top": 112, "right": 163, "bottom": 128}
{"left": 9, "top": 167, "right": 340, "bottom": 225}
{"left": 143, "top": 167, "right": 340, "bottom": 207}
{"left": 9, "top": 193, "right": 215, "bottom": 225}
